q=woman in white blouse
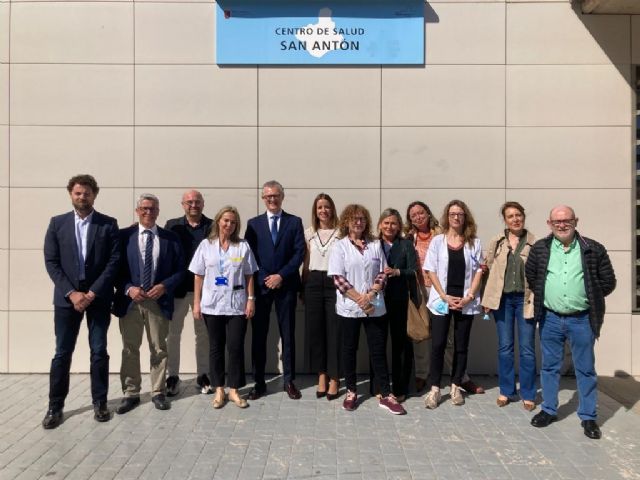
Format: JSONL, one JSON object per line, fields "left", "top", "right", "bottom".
{"left": 190, "top": 206, "right": 258, "bottom": 409}
{"left": 302, "top": 193, "right": 342, "bottom": 400}
{"left": 423, "top": 200, "right": 483, "bottom": 409}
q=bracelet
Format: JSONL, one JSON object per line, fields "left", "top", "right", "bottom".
{"left": 247, "top": 296, "right": 256, "bottom": 300}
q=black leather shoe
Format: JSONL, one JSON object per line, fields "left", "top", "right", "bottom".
{"left": 42, "top": 409, "right": 63, "bottom": 429}
{"left": 284, "top": 382, "right": 301, "bottom": 400}
{"left": 93, "top": 402, "right": 110, "bottom": 422}
{"left": 152, "top": 394, "right": 170, "bottom": 410}
{"left": 581, "top": 420, "right": 602, "bottom": 439}
{"left": 248, "top": 383, "right": 266, "bottom": 400}
{"left": 326, "top": 391, "right": 340, "bottom": 401}
{"left": 531, "top": 410, "right": 557, "bottom": 428}
{"left": 116, "top": 396, "right": 140, "bottom": 415}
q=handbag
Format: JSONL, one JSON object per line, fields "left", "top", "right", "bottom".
{"left": 407, "top": 274, "right": 430, "bottom": 342}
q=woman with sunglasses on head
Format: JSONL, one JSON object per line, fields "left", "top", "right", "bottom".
{"left": 302, "top": 193, "right": 342, "bottom": 400}
{"left": 404, "top": 201, "right": 440, "bottom": 392}
{"left": 423, "top": 200, "right": 483, "bottom": 409}
{"left": 481, "top": 201, "right": 537, "bottom": 411}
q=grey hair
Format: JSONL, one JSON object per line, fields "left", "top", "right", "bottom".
{"left": 136, "top": 193, "right": 160, "bottom": 208}
{"left": 262, "top": 180, "right": 285, "bottom": 196}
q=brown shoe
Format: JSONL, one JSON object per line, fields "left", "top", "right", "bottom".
{"left": 212, "top": 389, "right": 226, "bottom": 409}
{"left": 496, "top": 396, "right": 510, "bottom": 407}
{"left": 229, "top": 390, "right": 248, "bottom": 409}
{"left": 460, "top": 379, "right": 485, "bottom": 395}
{"left": 523, "top": 400, "right": 536, "bottom": 412}
{"left": 284, "top": 382, "right": 301, "bottom": 400}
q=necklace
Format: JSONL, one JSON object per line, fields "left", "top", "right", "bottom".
{"left": 313, "top": 229, "right": 337, "bottom": 257}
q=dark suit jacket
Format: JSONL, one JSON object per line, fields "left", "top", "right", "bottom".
{"left": 44, "top": 210, "right": 120, "bottom": 308}
{"left": 164, "top": 214, "right": 213, "bottom": 298}
{"left": 245, "top": 211, "right": 305, "bottom": 294}
{"left": 112, "top": 225, "right": 184, "bottom": 320}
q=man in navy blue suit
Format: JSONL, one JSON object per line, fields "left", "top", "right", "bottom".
{"left": 43, "top": 174, "right": 120, "bottom": 429}
{"left": 245, "top": 180, "right": 305, "bottom": 400}
{"left": 112, "top": 194, "right": 183, "bottom": 414}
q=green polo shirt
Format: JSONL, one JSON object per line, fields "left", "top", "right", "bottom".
{"left": 543, "top": 237, "right": 589, "bottom": 314}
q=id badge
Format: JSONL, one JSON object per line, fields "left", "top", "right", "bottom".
{"left": 215, "top": 276, "right": 229, "bottom": 286}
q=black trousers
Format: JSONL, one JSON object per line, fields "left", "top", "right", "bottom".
{"left": 429, "top": 310, "right": 474, "bottom": 387}
{"left": 387, "top": 297, "right": 413, "bottom": 397}
{"left": 341, "top": 314, "right": 390, "bottom": 396}
{"left": 252, "top": 288, "right": 297, "bottom": 385}
{"left": 203, "top": 314, "right": 247, "bottom": 389}
{"left": 49, "top": 302, "right": 111, "bottom": 411}
{"left": 304, "top": 271, "right": 342, "bottom": 378}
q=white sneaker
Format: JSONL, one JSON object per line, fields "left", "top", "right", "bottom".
{"left": 424, "top": 387, "right": 441, "bottom": 409}
{"left": 450, "top": 383, "right": 465, "bottom": 406}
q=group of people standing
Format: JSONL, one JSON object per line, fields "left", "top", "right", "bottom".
{"left": 42, "top": 175, "right": 616, "bottom": 440}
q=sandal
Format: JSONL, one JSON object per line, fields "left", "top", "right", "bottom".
{"left": 212, "top": 389, "right": 226, "bottom": 409}
{"left": 523, "top": 400, "right": 536, "bottom": 411}
{"left": 496, "top": 396, "right": 510, "bottom": 407}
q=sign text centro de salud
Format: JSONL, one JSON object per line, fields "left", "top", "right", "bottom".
{"left": 215, "top": 0, "right": 424, "bottom": 65}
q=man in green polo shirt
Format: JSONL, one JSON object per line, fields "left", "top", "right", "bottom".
{"left": 525, "top": 205, "right": 616, "bottom": 440}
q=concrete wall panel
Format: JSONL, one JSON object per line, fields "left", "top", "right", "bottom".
{"left": 135, "top": 127, "right": 257, "bottom": 188}
{"left": 10, "top": 65, "right": 134, "bottom": 125}
{"left": 11, "top": 3, "right": 133, "bottom": 63}
{"left": 382, "top": 127, "right": 505, "bottom": 189}
{"left": 382, "top": 66, "right": 505, "bottom": 126}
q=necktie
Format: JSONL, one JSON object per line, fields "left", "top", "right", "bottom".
{"left": 142, "top": 230, "right": 153, "bottom": 291}
{"left": 271, "top": 215, "right": 279, "bottom": 244}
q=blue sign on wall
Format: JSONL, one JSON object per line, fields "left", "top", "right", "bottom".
{"left": 216, "top": 0, "right": 424, "bottom": 65}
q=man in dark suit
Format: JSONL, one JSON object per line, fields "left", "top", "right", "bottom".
{"left": 164, "top": 190, "right": 213, "bottom": 396}
{"left": 245, "top": 180, "right": 305, "bottom": 400}
{"left": 112, "top": 193, "right": 184, "bottom": 414}
{"left": 43, "top": 174, "right": 120, "bottom": 429}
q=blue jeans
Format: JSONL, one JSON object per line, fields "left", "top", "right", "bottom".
{"left": 493, "top": 292, "right": 537, "bottom": 401}
{"left": 539, "top": 310, "right": 597, "bottom": 420}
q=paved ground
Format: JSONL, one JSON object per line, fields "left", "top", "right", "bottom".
{"left": 1, "top": 374, "right": 639, "bottom": 480}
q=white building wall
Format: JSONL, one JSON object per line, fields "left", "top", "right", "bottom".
{"left": 0, "top": 0, "right": 637, "bottom": 376}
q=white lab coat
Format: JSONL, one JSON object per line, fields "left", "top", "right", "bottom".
{"left": 189, "top": 239, "right": 258, "bottom": 316}
{"left": 327, "top": 237, "right": 387, "bottom": 318}
{"left": 423, "top": 234, "right": 483, "bottom": 316}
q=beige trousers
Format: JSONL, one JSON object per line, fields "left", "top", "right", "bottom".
{"left": 166, "top": 292, "right": 210, "bottom": 377}
{"left": 119, "top": 299, "right": 169, "bottom": 397}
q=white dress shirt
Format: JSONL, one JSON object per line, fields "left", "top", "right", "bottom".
{"left": 74, "top": 210, "right": 93, "bottom": 281}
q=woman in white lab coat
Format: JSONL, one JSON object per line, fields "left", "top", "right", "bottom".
{"left": 327, "top": 204, "right": 405, "bottom": 415}
{"left": 190, "top": 206, "right": 257, "bottom": 409}
{"left": 423, "top": 200, "right": 483, "bottom": 409}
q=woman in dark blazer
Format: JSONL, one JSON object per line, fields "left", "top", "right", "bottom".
{"left": 373, "top": 208, "right": 417, "bottom": 401}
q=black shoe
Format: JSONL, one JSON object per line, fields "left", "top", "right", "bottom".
{"left": 326, "top": 391, "right": 340, "bottom": 401}
{"left": 248, "top": 383, "right": 266, "bottom": 400}
{"left": 116, "top": 396, "right": 140, "bottom": 415}
{"left": 196, "top": 374, "right": 213, "bottom": 394}
{"left": 166, "top": 376, "right": 180, "bottom": 397}
{"left": 316, "top": 390, "right": 327, "bottom": 399}
{"left": 93, "top": 402, "right": 110, "bottom": 422}
{"left": 42, "top": 409, "right": 63, "bottom": 429}
{"left": 284, "top": 382, "right": 301, "bottom": 400}
{"left": 152, "top": 394, "right": 170, "bottom": 410}
{"left": 531, "top": 410, "right": 557, "bottom": 428}
{"left": 581, "top": 420, "right": 602, "bottom": 439}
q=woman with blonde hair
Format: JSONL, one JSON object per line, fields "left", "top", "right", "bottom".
{"left": 190, "top": 206, "right": 258, "bottom": 409}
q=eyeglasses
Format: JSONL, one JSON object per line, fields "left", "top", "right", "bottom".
{"left": 138, "top": 207, "right": 158, "bottom": 213}
{"left": 262, "top": 194, "right": 282, "bottom": 200}
{"left": 448, "top": 212, "right": 465, "bottom": 218}
{"left": 550, "top": 219, "right": 575, "bottom": 227}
